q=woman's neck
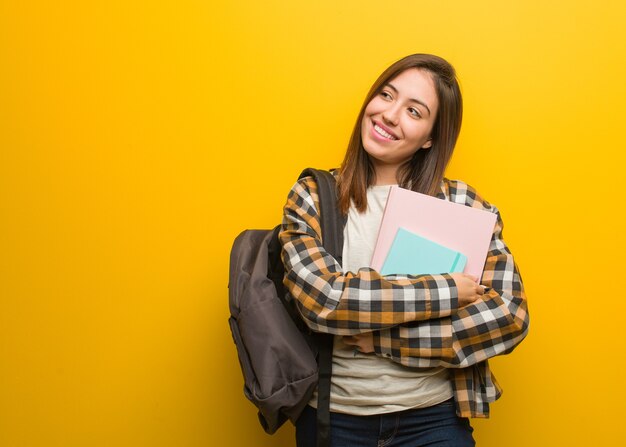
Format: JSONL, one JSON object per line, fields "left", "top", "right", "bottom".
{"left": 372, "top": 164, "right": 399, "bottom": 186}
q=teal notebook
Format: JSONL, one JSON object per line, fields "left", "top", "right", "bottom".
{"left": 380, "top": 227, "right": 467, "bottom": 276}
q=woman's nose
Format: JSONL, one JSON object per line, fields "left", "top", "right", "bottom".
{"left": 382, "top": 105, "right": 400, "bottom": 126}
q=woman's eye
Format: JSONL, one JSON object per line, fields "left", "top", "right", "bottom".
{"left": 380, "top": 91, "right": 392, "bottom": 100}
{"left": 408, "top": 107, "right": 421, "bottom": 118}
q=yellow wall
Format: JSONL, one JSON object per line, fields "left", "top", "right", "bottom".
{"left": 1, "top": 1, "right": 625, "bottom": 445}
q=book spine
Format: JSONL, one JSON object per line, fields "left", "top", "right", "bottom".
{"left": 450, "top": 252, "right": 461, "bottom": 272}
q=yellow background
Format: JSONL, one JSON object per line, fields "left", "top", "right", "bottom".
{"left": 1, "top": 1, "right": 625, "bottom": 445}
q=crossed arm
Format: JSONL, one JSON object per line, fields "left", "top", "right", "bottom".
{"left": 279, "top": 177, "right": 529, "bottom": 369}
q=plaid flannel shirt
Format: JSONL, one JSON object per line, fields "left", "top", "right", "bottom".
{"left": 279, "top": 175, "right": 529, "bottom": 418}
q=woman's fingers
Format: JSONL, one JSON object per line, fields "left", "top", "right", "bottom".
{"left": 342, "top": 334, "right": 375, "bottom": 353}
{"left": 451, "top": 272, "right": 486, "bottom": 306}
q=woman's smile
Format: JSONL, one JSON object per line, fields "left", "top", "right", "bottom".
{"left": 372, "top": 121, "right": 399, "bottom": 141}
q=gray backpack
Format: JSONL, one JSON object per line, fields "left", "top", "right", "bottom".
{"left": 228, "top": 168, "right": 344, "bottom": 446}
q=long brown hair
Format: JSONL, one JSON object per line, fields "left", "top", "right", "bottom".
{"left": 337, "top": 54, "right": 463, "bottom": 214}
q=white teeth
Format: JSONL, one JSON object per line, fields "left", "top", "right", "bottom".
{"left": 374, "top": 124, "right": 397, "bottom": 140}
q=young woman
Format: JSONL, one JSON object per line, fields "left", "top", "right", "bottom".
{"left": 279, "top": 54, "right": 529, "bottom": 447}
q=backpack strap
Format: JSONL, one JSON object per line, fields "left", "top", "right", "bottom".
{"left": 297, "top": 168, "right": 344, "bottom": 261}
{"left": 298, "top": 168, "right": 344, "bottom": 447}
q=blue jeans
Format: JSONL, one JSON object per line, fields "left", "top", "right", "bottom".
{"left": 296, "top": 399, "right": 475, "bottom": 447}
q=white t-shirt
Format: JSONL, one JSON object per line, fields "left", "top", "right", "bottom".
{"left": 313, "top": 185, "right": 453, "bottom": 415}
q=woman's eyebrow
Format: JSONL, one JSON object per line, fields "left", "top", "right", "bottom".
{"left": 386, "top": 83, "right": 432, "bottom": 116}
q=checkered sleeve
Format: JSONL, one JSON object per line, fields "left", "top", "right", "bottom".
{"left": 279, "top": 177, "right": 460, "bottom": 336}
{"left": 373, "top": 183, "right": 529, "bottom": 368}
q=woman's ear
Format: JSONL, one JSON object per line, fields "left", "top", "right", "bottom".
{"left": 421, "top": 138, "right": 433, "bottom": 149}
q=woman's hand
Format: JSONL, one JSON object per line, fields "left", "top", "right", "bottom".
{"left": 450, "top": 273, "right": 485, "bottom": 307}
{"left": 342, "top": 333, "right": 375, "bottom": 354}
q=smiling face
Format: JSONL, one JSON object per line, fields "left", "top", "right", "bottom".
{"left": 360, "top": 68, "right": 439, "bottom": 179}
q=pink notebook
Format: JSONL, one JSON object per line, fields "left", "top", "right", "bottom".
{"left": 370, "top": 186, "right": 498, "bottom": 280}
